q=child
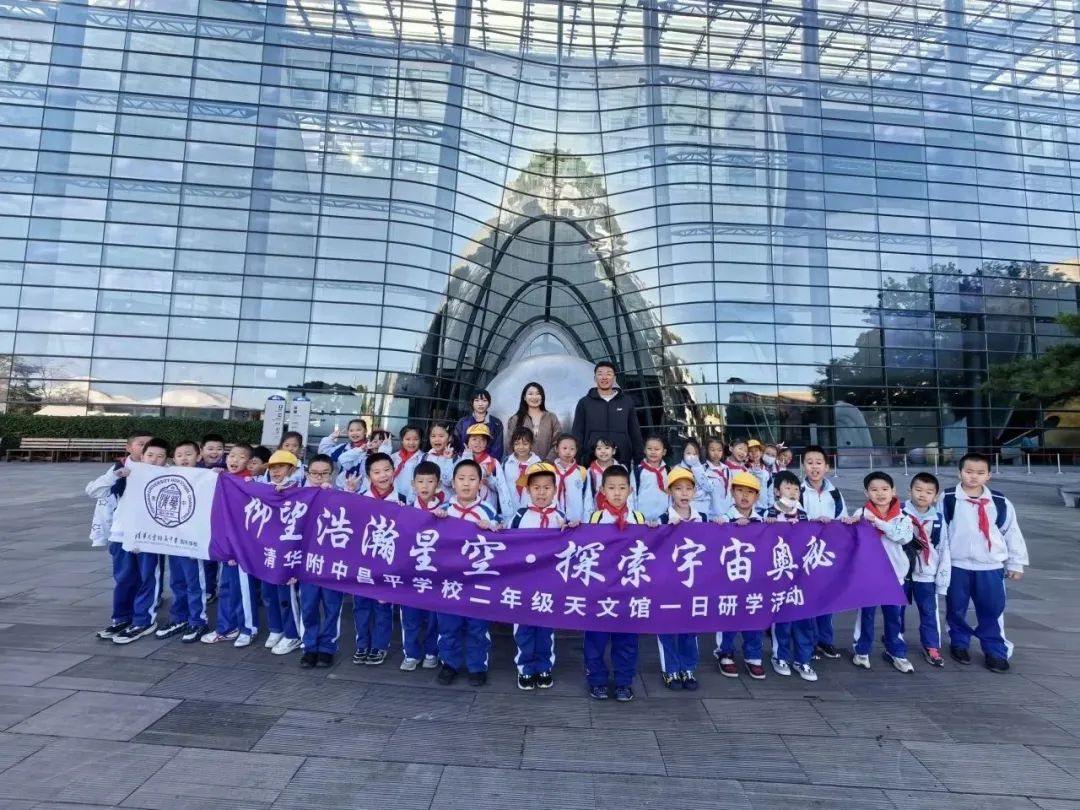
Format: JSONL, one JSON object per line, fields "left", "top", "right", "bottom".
{"left": 154, "top": 440, "right": 210, "bottom": 644}
{"left": 714, "top": 471, "right": 767, "bottom": 679}
{"left": 700, "top": 436, "right": 732, "bottom": 516}
{"left": 298, "top": 454, "right": 344, "bottom": 668}
{"left": 392, "top": 425, "right": 423, "bottom": 503}
{"left": 400, "top": 461, "right": 444, "bottom": 672}
{"left": 86, "top": 437, "right": 168, "bottom": 644}
{"left": 225, "top": 443, "right": 253, "bottom": 478}
{"left": 799, "top": 445, "right": 846, "bottom": 660}
{"left": 849, "top": 471, "right": 918, "bottom": 673}
{"left": 278, "top": 431, "right": 307, "bottom": 484}
{"left": 508, "top": 462, "right": 566, "bottom": 690}
{"left": 762, "top": 443, "right": 779, "bottom": 473}
{"left": 350, "top": 452, "right": 402, "bottom": 666}
{"left": 725, "top": 438, "right": 749, "bottom": 472}
{"left": 318, "top": 418, "right": 368, "bottom": 464}
{"left": 261, "top": 450, "right": 304, "bottom": 655}
{"left": 436, "top": 459, "right": 499, "bottom": 687}
{"left": 680, "top": 438, "right": 725, "bottom": 520}
{"left": 656, "top": 467, "right": 704, "bottom": 690}
{"left": 248, "top": 445, "right": 271, "bottom": 480}
{"left": 88, "top": 431, "right": 151, "bottom": 549}
{"left": 583, "top": 436, "right": 629, "bottom": 515}
{"left": 762, "top": 470, "right": 817, "bottom": 681}
{"left": 745, "top": 440, "right": 772, "bottom": 506}
{"left": 418, "top": 422, "right": 455, "bottom": 497}
{"left": 903, "top": 472, "right": 949, "bottom": 667}
{"left": 943, "top": 452, "right": 1028, "bottom": 673}
{"left": 776, "top": 446, "right": 793, "bottom": 471}
{"left": 460, "top": 423, "right": 503, "bottom": 516}
{"left": 552, "top": 433, "right": 587, "bottom": 523}
{"left": 501, "top": 426, "right": 541, "bottom": 513}
{"left": 584, "top": 466, "right": 645, "bottom": 702}
{"left": 634, "top": 434, "right": 670, "bottom": 522}
{"left": 199, "top": 433, "right": 226, "bottom": 469}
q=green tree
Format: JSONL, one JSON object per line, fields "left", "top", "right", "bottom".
{"left": 985, "top": 313, "right": 1080, "bottom": 402}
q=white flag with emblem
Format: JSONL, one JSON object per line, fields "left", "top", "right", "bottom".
{"left": 116, "top": 463, "right": 218, "bottom": 557}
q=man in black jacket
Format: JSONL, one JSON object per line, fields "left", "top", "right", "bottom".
{"left": 571, "top": 361, "right": 644, "bottom": 466}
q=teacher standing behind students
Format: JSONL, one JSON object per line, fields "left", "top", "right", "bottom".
{"left": 506, "top": 382, "right": 562, "bottom": 460}
{"left": 571, "top": 360, "right": 644, "bottom": 466}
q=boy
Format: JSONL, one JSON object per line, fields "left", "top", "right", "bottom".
{"left": 436, "top": 459, "right": 499, "bottom": 687}
{"left": 351, "top": 451, "right": 402, "bottom": 666}
{"left": 584, "top": 466, "right": 646, "bottom": 702}
{"left": 225, "top": 443, "right": 253, "bottom": 477}
{"left": 261, "top": 450, "right": 304, "bottom": 655}
{"left": 850, "top": 471, "right": 918, "bottom": 673}
{"left": 656, "top": 467, "right": 704, "bottom": 690}
{"left": 502, "top": 427, "right": 541, "bottom": 513}
{"left": 508, "top": 462, "right": 566, "bottom": 690}
{"left": 199, "top": 434, "right": 227, "bottom": 469}
{"left": 799, "top": 445, "right": 846, "bottom": 659}
{"left": 400, "top": 460, "right": 444, "bottom": 672}
{"left": 248, "top": 445, "right": 271, "bottom": 480}
{"left": 634, "top": 435, "right": 670, "bottom": 522}
{"left": 552, "top": 433, "right": 587, "bottom": 523}
{"left": 762, "top": 470, "right": 817, "bottom": 681}
{"left": 715, "top": 471, "right": 767, "bottom": 679}
{"left": 89, "top": 431, "right": 151, "bottom": 549}
{"left": 155, "top": 440, "right": 210, "bottom": 643}
{"left": 943, "top": 452, "right": 1028, "bottom": 673}
{"left": 298, "top": 454, "right": 344, "bottom": 668}
{"left": 903, "top": 472, "right": 949, "bottom": 667}
{"left": 87, "top": 437, "right": 170, "bottom": 644}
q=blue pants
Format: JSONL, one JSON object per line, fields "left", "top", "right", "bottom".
{"left": 583, "top": 631, "right": 638, "bottom": 688}
{"left": 815, "top": 614, "right": 834, "bottom": 646}
{"left": 110, "top": 544, "right": 138, "bottom": 625}
{"left": 353, "top": 596, "right": 393, "bottom": 651}
{"left": 854, "top": 605, "right": 905, "bottom": 657}
{"left": 262, "top": 581, "right": 300, "bottom": 640}
{"left": 771, "top": 619, "right": 816, "bottom": 666}
{"left": 903, "top": 581, "right": 941, "bottom": 650}
{"left": 216, "top": 564, "right": 258, "bottom": 636}
{"left": 437, "top": 613, "right": 491, "bottom": 673}
{"left": 167, "top": 556, "right": 206, "bottom": 627}
{"left": 299, "top": 584, "right": 343, "bottom": 655}
{"left": 514, "top": 624, "right": 555, "bottom": 677}
{"left": 716, "top": 630, "right": 764, "bottom": 662}
{"left": 203, "top": 560, "right": 219, "bottom": 597}
{"left": 401, "top": 607, "right": 438, "bottom": 660}
{"left": 657, "top": 633, "right": 699, "bottom": 675}
{"left": 947, "top": 567, "right": 1011, "bottom": 660}
{"left": 130, "top": 552, "right": 162, "bottom": 627}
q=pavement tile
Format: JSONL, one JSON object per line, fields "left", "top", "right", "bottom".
{"left": 814, "top": 700, "right": 953, "bottom": 741}
{"left": 883, "top": 790, "right": 1040, "bottom": 809}
{"left": 657, "top": 730, "right": 807, "bottom": 782}
{"left": 0, "top": 624, "right": 90, "bottom": 652}
{"left": 271, "top": 758, "right": 441, "bottom": 809}
{"left": 253, "top": 710, "right": 397, "bottom": 759}
{"left": 739, "top": 781, "right": 895, "bottom": 809}
{"left": 144, "top": 663, "right": 274, "bottom": 703}
{"left": 39, "top": 655, "right": 182, "bottom": 695}
{"left": 384, "top": 719, "right": 524, "bottom": 768}
{"left": 522, "top": 727, "right": 665, "bottom": 775}
{"left": 1031, "top": 747, "right": 1080, "bottom": 779}
{"left": 244, "top": 673, "right": 367, "bottom": 713}
{"left": 349, "top": 683, "right": 475, "bottom": 721}
{"left": 9, "top": 692, "right": 178, "bottom": 742}
{"left": 133, "top": 700, "right": 284, "bottom": 751}
{"left": 0, "top": 688, "right": 75, "bottom": 731}
{"left": 702, "top": 698, "right": 835, "bottom": 736}
{"left": 0, "top": 652, "right": 90, "bottom": 687}
{"left": 465, "top": 693, "right": 591, "bottom": 728}
{"left": 935, "top": 705, "right": 1080, "bottom": 747}
{"left": 590, "top": 695, "right": 713, "bottom": 729}
{"left": 0, "top": 735, "right": 51, "bottom": 775}
{"left": 782, "top": 735, "right": 943, "bottom": 790}
{"left": 594, "top": 772, "right": 748, "bottom": 809}
{"left": 904, "top": 741, "right": 1080, "bottom": 800}
{"left": 430, "top": 766, "right": 596, "bottom": 810}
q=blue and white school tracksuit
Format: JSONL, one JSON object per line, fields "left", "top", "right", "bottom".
{"left": 800, "top": 479, "right": 847, "bottom": 648}
{"left": 850, "top": 506, "right": 913, "bottom": 658}
{"left": 684, "top": 459, "right": 728, "bottom": 519}
{"left": 762, "top": 505, "right": 816, "bottom": 667}
{"left": 167, "top": 556, "right": 206, "bottom": 628}
{"left": 633, "top": 462, "right": 670, "bottom": 523}
{"left": 196, "top": 459, "right": 226, "bottom": 599}
{"left": 400, "top": 495, "right": 448, "bottom": 662}
{"left": 902, "top": 502, "right": 949, "bottom": 651}
{"left": 716, "top": 506, "right": 765, "bottom": 664}
{"left": 656, "top": 508, "right": 703, "bottom": 676}
{"left": 437, "top": 499, "right": 498, "bottom": 673}
{"left": 509, "top": 506, "right": 565, "bottom": 677}
{"left": 299, "top": 582, "right": 344, "bottom": 654}
{"left": 584, "top": 508, "right": 646, "bottom": 688}
{"left": 502, "top": 454, "right": 541, "bottom": 514}
{"left": 354, "top": 487, "right": 403, "bottom": 654}
{"left": 553, "top": 460, "right": 586, "bottom": 523}
{"left": 216, "top": 563, "right": 258, "bottom": 637}
{"left": 418, "top": 450, "right": 455, "bottom": 499}
{"left": 943, "top": 486, "right": 1028, "bottom": 660}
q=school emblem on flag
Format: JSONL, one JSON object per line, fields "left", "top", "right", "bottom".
{"left": 144, "top": 475, "right": 197, "bottom": 528}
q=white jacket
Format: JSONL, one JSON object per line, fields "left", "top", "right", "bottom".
{"left": 552, "top": 460, "right": 587, "bottom": 523}
{"left": 903, "top": 500, "right": 950, "bottom": 593}
{"left": 944, "top": 485, "right": 1028, "bottom": 573}
{"left": 633, "top": 462, "right": 670, "bottom": 522}
{"left": 851, "top": 505, "right": 914, "bottom": 585}
{"left": 85, "top": 463, "right": 125, "bottom": 546}
{"left": 501, "top": 453, "right": 541, "bottom": 513}
{"left": 799, "top": 479, "right": 847, "bottom": 520}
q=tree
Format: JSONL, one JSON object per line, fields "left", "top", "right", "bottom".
{"left": 985, "top": 313, "right": 1080, "bottom": 402}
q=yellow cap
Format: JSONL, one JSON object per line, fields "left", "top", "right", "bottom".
{"left": 466, "top": 423, "right": 492, "bottom": 439}
{"left": 730, "top": 471, "right": 762, "bottom": 493}
{"left": 666, "top": 467, "right": 696, "bottom": 490}
{"left": 517, "top": 461, "right": 557, "bottom": 489}
{"left": 747, "top": 439, "right": 763, "bottom": 449}
{"left": 267, "top": 450, "right": 299, "bottom": 469}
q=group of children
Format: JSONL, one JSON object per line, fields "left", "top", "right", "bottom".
{"left": 87, "top": 415, "right": 1030, "bottom": 702}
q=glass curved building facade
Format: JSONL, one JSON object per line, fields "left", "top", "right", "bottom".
{"left": 2, "top": 0, "right": 1079, "bottom": 455}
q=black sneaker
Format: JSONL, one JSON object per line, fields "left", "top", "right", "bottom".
{"left": 112, "top": 623, "right": 157, "bottom": 645}
{"left": 206, "top": 591, "right": 218, "bottom": 605}
{"left": 588, "top": 685, "right": 609, "bottom": 700}
{"left": 316, "top": 652, "right": 334, "bottom": 668}
{"left": 97, "top": 621, "right": 129, "bottom": 640}
{"left": 950, "top": 646, "right": 972, "bottom": 665}
{"left": 352, "top": 648, "right": 369, "bottom": 665}
{"left": 299, "top": 652, "right": 318, "bottom": 669}
{"left": 614, "top": 685, "right": 634, "bottom": 702}
{"left": 536, "top": 672, "right": 553, "bottom": 689}
{"left": 662, "top": 672, "right": 681, "bottom": 690}
{"left": 365, "top": 649, "right": 387, "bottom": 666}
{"left": 468, "top": 671, "right": 488, "bottom": 687}
{"left": 985, "top": 655, "right": 1010, "bottom": 673}
{"left": 517, "top": 674, "right": 536, "bottom": 691}
{"left": 154, "top": 621, "right": 186, "bottom": 640}
{"left": 816, "top": 643, "right": 841, "bottom": 659}
{"left": 437, "top": 664, "right": 457, "bottom": 685}
{"left": 681, "top": 671, "right": 699, "bottom": 691}
{"left": 181, "top": 623, "right": 208, "bottom": 644}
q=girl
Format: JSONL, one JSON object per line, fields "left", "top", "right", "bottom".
{"left": 392, "top": 425, "right": 423, "bottom": 502}
{"left": 501, "top": 426, "right": 541, "bottom": 513}
{"left": 552, "top": 433, "right": 587, "bottom": 523}
{"left": 583, "top": 436, "right": 632, "bottom": 514}
{"left": 634, "top": 434, "right": 670, "bottom": 522}
{"left": 419, "top": 422, "right": 456, "bottom": 497}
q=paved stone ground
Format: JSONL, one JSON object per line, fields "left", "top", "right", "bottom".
{"left": 0, "top": 462, "right": 1078, "bottom": 809}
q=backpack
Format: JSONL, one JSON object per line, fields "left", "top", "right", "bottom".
{"left": 799, "top": 484, "right": 843, "bottom": 518}
{"left": 589, "top": 510, "right": 645, "bottom": 524}
{"left": 942, "top": 490, "right": 1008, "bottom": 530}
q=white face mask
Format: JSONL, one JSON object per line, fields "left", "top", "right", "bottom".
{"left": 763, "top": 454, "right": 777, "bottom": 467}
{"left": 778, "top": 497, "right": 800, "bottom": 510}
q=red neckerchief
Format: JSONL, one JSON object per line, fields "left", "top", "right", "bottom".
{"left": 965, "top": 492, "right": 993, "bottom": 550}
{"left": 416, "top": 492, "right": 446, "bottom": 512}
{"left": 394, "top": 449, "right": 418, "bottom": 479}
{"left": 230, "top": 470, "right": 250, "bottom": 480}
{"left": 527, "top": 505, "right": 557, "bottom": 528}
{"left": 451, "top": 499, "right": 486, "bottom": 523}
{"left": 515, "top": 460, "right": 529, "bottom": 496}
{"left": 864, "top": 498, "right": 902, "bottom": 534}
{"left": 427, "top": 448, "right": 453, "bottom": 460}
{"left": 350, "top": 440, "right": 366, "bottom": 448}
{"left": 589, "top": 462, "right": 610, "bottom": 510}
{"left": 724, "top": 459, "right": 746, "bottom": 471}
{"left": 555, "top": 461, "right": 580, "bottom": 507}
{"left": 640, "top": 462, "right": 666, "bottom": 493}
{"left": 603, "top": 503, "right": 629, "bottom": 529}
{"left": 473, "top": 452, "right": 496, "bottom": 475}
{"left": 368, "top": 485, "right": 395, "bottom": 500}
{"left": 910, "top": 511, "right": 933, "bottom": 563}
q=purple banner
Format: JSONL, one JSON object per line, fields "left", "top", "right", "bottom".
{"left": 210, "top": 476, "right": 905, "bottom": 634}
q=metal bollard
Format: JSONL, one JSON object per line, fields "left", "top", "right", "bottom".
{"left": 1058, "top": 453, "right": 1063, "bottom": 474}
{"left": 1026, "top": 454, "right": 1032, "bottom": 476}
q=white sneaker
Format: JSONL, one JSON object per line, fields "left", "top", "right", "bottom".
{"left": 771, "top": 657, "right": 792, "bottom": 676}
{"left": 272, "top": 637, "right": 302, "bottom": 655}
{"left": 201, "top": 629, "right": 239, "bottom": 644}
{"left": 889, "top": 655, "right": 914, "bottom": 673}
{"left": 793, "top": 662, "right": 818, "bottom": 682}
{"left": 233, "top": 633, "right": 253, "bottom": 648}
{"left": 852, "top": 653, "right": 871, "bottom": 669}
{"left": 264, "top": 632, "right": 284, "bottom": 649}
{"left": 400, "top": 657, "right": 419, "bottom": 672}
{"left": 422, "top": 654, "right": 439, "bottom": 669}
